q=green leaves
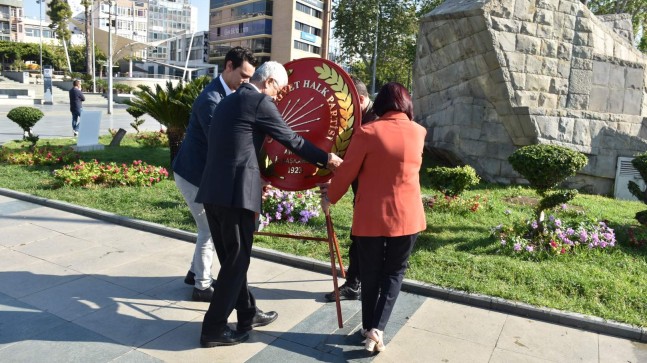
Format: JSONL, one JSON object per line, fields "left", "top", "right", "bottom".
{"left": 509, "top": 145, "right": 588, "bottom": 194}
{"left": 509, "top": 144, "right": 588, "bottom": 222}
{"left": 427, "top": 165, "right": 481, "bottom": 197}
{"left": 7, "top": 107, "right": 44, "bottom": 131}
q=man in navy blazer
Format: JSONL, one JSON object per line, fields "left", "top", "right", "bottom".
{"left": 172, "top": 47, "right": 256, "bottom": 303}
{"left": 197, "top": 61, "right": 343, "bottom": 347}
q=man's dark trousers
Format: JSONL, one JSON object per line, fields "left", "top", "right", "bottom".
{"left": 201, "top": 204, "right": 257, "bottom": 335}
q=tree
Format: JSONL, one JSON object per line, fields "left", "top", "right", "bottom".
{"left": 82, "top": 0, "right": 92, "bottom": 75}
{"left": 47, "top": 0, "right": 73, "bottom": 72}
{"left": 584, "top": 0, "right": 647, "bottom": 52}
{"left": 332, "top": 0, "right": 442, "bottom": 91}
{"left": 127, "top": 76, "right": 211, "bottom": 164}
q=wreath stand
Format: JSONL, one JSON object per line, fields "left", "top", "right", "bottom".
{"left": 255, "top": 211, "right": 346, "bottom": 328}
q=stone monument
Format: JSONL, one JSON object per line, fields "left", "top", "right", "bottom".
{"left": 413, "top": 0, "right": 646, "bottom": 194}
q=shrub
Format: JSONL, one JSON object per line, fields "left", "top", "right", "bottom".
{"left": 0, "top": 144, "right": 79, "bottom": 165}
{"left": 260, "top": 187, "right": 321, "bottom": 227}
{"left": 53, "top": 159, "right": 169, "bottom": 187}
{"left": 114, "top": 83, "right": 134, "bottom": 94}
{"left": 427, "top": 165, "right": 480, "bottom": 197}
{"left": 135, "top": 130, "right": 168, "bottom": 147}
{"left": 508, "top": 144, "right": 587, "bottom": 225}
{"left": 7, "top": 106, "right": 44, "bottom": 134}
{"left": 628, "top": 152, "right": 647, "bottom": 225}
{"left": 96, "top": 79, "right": 107, "bottom": 93}
{"left": 126, "top": 106, "right": 146, "bottom": 133}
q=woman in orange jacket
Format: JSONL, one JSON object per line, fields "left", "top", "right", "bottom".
{"left": 321, "top": 82, "right": 427, "bottom": 352}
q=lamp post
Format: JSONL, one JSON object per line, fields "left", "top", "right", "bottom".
{"left": 107, "top": 0, "right": 113, "bottom": 114}
{"left": 91, "top": 0, "right": 96, "bottom": 93}
{"left": 182, "top": 31, "right": 196, "bottom": 81}
{"left": 37, "top": 0, "right": 43, "bottom": 76}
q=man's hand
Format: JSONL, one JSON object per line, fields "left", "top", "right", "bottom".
{"left": 261, "top": 178, "right": 271, "bottom": 200}
{"left": 327, "top": 153, "right": 342, "bottom": 171}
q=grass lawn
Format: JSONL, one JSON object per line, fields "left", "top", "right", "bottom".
{"left": 1, "top": 136, "right": 646, "bottom": 327}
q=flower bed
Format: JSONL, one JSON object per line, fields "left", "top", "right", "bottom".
{"left": 260, "top": 187, "right": 320, "bottom": 227}
{"left": 492, "top": 205, "right": 617, "bottom": 257}
{"left": 0, "top": 145, "right": 79, "bottom": 165}
{"left": 53, "top": 159, "right": 169, "bottom": 187}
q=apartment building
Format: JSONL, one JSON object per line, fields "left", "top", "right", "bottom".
{"left": 208, "top": 0, "right": 331, "bottom": 68}
{"left": 0, "top": 0, "right": 23, "bottom": 42}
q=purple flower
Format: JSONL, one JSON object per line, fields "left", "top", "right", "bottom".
{"left": 549, "top": 215, "right": 555, "bottom": 222}
{"left": 554, "top": 219, "right": 562, "bottom": 227}
{"left": 526, "top": 245, "right": 534, "bottom": 252}
{"left": 561, "top": 204, "right": 568, "bottom": 210}
{"left": 275, "top": 211, "right": 282, "bottom": 220}
{"left": 513, "top": 243, "right": 521, "bottom": 251}
{"left": 500, "top": 239, "right": 507, "bottom": 246}
{"left": 566, "top": 228, "right": 575, "bottom": 236}
{"left": 287, "top": 216, "right": 294, "bottom": 223}
{"left": 531, "top": 221, "right": 538, "bottom": 229}
{"left": 579, "top": 230, "right": 588, "bottom": 241}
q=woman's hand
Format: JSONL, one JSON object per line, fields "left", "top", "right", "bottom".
{"left": 317, "top": 182, "right": 331, "bottom": 215}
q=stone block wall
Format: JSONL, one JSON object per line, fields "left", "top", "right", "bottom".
{"left": 414, "top": 0, "right": 647, "bottom": 194}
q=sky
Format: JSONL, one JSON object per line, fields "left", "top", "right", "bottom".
{"left": 23, "top": 0, "right": 211, "bottom": 32}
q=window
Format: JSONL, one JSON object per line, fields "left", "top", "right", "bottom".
{"left": 294, "top": 40, "right": 320, "bottom": 54}
{"left": 295, "top": 21, "right": 321, "bottom": 37}
{"left": 296, "top": 2, "right": 322, "bottom": 19}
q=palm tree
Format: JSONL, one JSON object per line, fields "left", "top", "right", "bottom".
{"left": 127, "top": 76, "right": 210, "bottom": 165}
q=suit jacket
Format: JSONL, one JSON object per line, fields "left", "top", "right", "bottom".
{"left": 172, "top": 76, "right": 227, "bottom": 186}
{"left": 196, "top": 83, "right": 328, "bottom": 213}
{"left": 327, "top": 111, "right": 427, "bottom": 237}
{"left": 69, "top": 88, "right": 85, "bottom": 113}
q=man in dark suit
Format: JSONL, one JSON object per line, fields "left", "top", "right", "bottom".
{"left": 197, "top": 61, "right": 343, "bottom": 347}
{"left": 68, "top": 79, "right": 85, "bottom": 137}
{"left": 172, "top": 47, "right": 257, "bottom": 303}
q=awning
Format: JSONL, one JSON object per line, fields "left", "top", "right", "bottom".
{"left": 70, "top": 18, "right": 169, "bottom": 62}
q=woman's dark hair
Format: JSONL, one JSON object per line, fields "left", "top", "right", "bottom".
{"left": 372, "top": 82, "right": 413, "bottom": 120}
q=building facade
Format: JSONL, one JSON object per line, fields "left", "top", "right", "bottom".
{"left": 0, "top": 0, "right": 23, "bottom": 42}
{"left": 208, "top": 0, "right": 330, "bottom": 68}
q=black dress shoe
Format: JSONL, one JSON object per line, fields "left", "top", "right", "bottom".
{"left": 192, "top": 286, "right": 214, "bottom": 302}
{"left": 185, "top": 270, "right": 215, "bottom": 286}
{"left": 324, "top": 282, "right": 361, "bottom": 302}
{"left": 184, "top": 270, "right": 195, "bottom": 285}
{"left": 200, "top": 326, "right": 249, "bottom": 347}
{"left": 237, "top": 310, "right": 278, "bottom": 332}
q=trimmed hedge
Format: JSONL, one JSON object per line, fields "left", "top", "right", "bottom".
{"left": 427, "top": 165, "right": 480, "bottom": 197}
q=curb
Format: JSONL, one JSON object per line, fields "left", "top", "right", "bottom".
{"left": 1, "top": 187, "right": 645, "bottom": 343}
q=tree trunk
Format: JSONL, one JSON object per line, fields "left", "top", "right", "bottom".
{"left": 166, "top": 126, "right": 185, "bottom": 168}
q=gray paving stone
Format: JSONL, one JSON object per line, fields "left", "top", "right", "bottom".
{"left": 0, "top": 259, "right": 84, "bottom": 299}
{"left": 73, "top": 297, "right": 200, "bottom": 348}
{"left": 247, "top": 336, "right": 346, "bottom": 363}
{"left": 0, "top": 200, "right": 41, "bottom": 217}
{"left": 20, "top": 276, "right": 141, "bottom": 322}
{"left": 0, "top": 297, "right": 67, "bottom": 350}
{"left": 0, "top": 322, "right": 131, "bottom": 363}
{"left": 110, "top": 349, "right": 165, "bottom": 363}
{"left": 0, "top": 223, "right": 65, "bottom": 248}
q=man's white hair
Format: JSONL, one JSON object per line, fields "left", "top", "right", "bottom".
{"left": 251, "top": 61, "right": 288, "bottom": 88}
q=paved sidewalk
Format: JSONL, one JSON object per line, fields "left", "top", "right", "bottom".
{"left": 0, "top": 103, "right": 162, "bottom": 146}
{"left": 0, "top": 194, "right": 646, "bottom": 362}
